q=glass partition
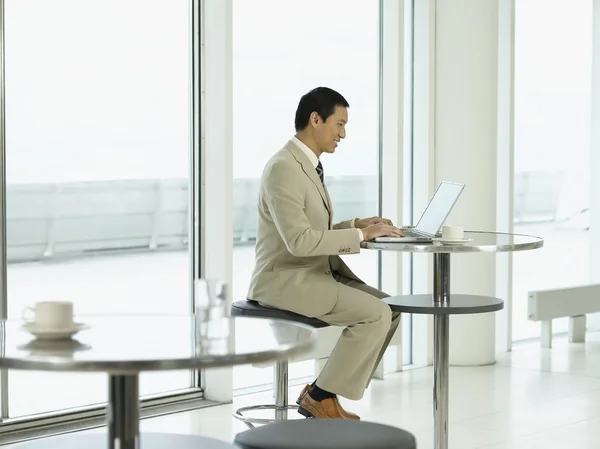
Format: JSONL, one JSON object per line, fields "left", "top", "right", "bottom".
{"left": 2, "top": 0, "right": 199, "bottom": 420}
{"left": 512, "top": 0, "right": 592, "bottom": 341}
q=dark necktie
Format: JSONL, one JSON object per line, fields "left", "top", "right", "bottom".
{"left": 316, "top": 161, "right": 324, "bottom": 184}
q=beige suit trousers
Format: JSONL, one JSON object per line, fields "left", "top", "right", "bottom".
{"left": 314, "top": 275, "right": 401, "bottom": 400}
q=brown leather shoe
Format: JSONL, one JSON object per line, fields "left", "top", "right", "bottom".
{"left": 332, "top": 396, "right": 360, "bottom": 420}
{"left": 298, "top": 393, "right": 346, "bottom": 419}
{"left": 296, "top": 384, "right": 360, "bottom": 420}
{"left": 296, "top": 384, "right": 311, "bottom": 406}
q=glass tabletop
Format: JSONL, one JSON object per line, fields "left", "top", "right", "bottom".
{"left": 361, "top": 230, "right": 543, "bottom": 253}
{"left": 0, "top": 316, "right": 316, "bottom": 373}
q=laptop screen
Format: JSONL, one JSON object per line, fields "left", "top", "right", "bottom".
{"left": 415, "top": 182, "right": 465, "bottom": 236}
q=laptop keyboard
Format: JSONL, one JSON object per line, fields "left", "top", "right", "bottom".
{"left": 404, "top": 230, "right": 428, "bottom": 238}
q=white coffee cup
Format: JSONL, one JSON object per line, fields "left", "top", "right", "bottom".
{"left": 441, "top": 225, "right": 464, "bottom": 240}
{"left": 22, "top": 301, "right": 74, "bottom": 330}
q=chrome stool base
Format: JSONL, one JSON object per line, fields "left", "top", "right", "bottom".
{"left": 233, "top": 404, "right": 304, "bottom": 428}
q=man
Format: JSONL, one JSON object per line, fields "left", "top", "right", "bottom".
{"left": 247, "top": 87, "right": 403, "bottom": 420}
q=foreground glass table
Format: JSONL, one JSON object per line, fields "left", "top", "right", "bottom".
{"left": 0, "top": 316, "right": 316, "bottom": 449}
{"left": 362, "top": 231, "right": 543, "bottom": 449}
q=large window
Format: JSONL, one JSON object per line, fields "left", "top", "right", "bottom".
{"left": 4, "top": 0, "right": 198, "bottom": 419}
{"left": 231, "top": 0, "right": 385, "bottom": 391}
{"left": 512, "top": 0, "right": 592, "bottom": 341}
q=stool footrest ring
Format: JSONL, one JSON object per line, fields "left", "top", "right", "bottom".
{"left": 233, "top": 404, "right": 305, "bottom": 428}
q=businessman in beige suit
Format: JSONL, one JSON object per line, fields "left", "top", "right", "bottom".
{"left": 247, "top": 87, "right": 403, "bottom": 420}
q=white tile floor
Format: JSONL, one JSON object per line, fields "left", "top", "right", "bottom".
{"left": 5, "top": 332, "right": 600, "bottom": 448}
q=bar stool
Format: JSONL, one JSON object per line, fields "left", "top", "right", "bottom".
{"left": 231, "top": 300, "right": 330, "bottom": 427}
{"left": 234, "top": 419, "right": 417, "bottom": 449}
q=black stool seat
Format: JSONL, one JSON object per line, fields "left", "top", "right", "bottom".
{"left": 231, "top": 300, "right": 330, "bottom": 328}
{"left": 234, "top": 419, "right": 417, "bottom": 449}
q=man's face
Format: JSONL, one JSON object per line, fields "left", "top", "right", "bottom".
{"left": 313, "top": 106, "right": 348, "bottom": 155}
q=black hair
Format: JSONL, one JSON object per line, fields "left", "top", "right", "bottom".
{"left": 294, "top": 87, "right": 349, "bottom": 131}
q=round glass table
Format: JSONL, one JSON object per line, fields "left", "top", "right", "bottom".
{"left": 0, "top": 316, "right": 317, "bottom": 449}
{"left": 362, "top": 231, "right": 543, "bottom": 449}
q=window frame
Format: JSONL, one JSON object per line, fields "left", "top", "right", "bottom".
{"left": 379, "top": 0, "right": 415, "bottom": 370}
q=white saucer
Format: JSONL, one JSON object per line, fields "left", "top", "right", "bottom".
{"left": 22, "top": 322, "right": 89, "bottom": 340}
{"left": 432, "top": 237, "right": 474, "bottom": 246}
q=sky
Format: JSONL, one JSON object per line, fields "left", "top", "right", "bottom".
{"left": 2, "top": 0, "right": 592, "bottom": 188}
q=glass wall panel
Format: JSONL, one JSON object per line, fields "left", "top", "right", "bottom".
{"left": 5, "top": 0, "right": 194, "bottom": 417}
{"left": 231, "top": 0, "right": 382, "bottom": 391}
{"left": 512, "top": 0, "right": 592, "bottom": 341}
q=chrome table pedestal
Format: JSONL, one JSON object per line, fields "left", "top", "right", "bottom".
{"left": 433, "top": 252, "right": 451, "bottom": 449}
{"left": 108, "top": 374, "right": 140, "bottom": 449}
{"left": 429, "top": 253, "right": 504, "bottom": 449}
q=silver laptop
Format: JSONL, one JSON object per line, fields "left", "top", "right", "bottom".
{"left": 373, "top": 181, "right": 465, "bottom": 243}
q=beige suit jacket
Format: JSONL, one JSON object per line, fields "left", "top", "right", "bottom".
{"left": 247, "top": 139, "right": 364, "bottom": 317}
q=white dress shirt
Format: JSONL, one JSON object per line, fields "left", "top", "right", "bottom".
{"left": 291, "top": 136, "right": 364, "bottom": 241}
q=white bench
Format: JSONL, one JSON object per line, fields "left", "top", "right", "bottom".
{"left": 528, "top": 283, "right": 600, "bottom": 348}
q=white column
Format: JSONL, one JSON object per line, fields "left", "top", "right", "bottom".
{"left": 201, "top": 0, "right": 234, "bottom": 402}
{"left": 0, "top": 0, "right": 7, "bottom": 419}
{"left": 589, "top": 0, "right": 600, "bottom": 330}
{"left": 411, "top": 0, "right": 437, "bottom": 367}
{"left": 378, "top": 0, "right": 408, "bottom": 375}
{"left": 495, "top": 0, "right": 515, "bottom": 353}
{"left": 434, "top": 0, "right": 501, "bottom": 365}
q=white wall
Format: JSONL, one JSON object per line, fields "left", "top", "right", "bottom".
{"left": 436, "top": 0, "right": 500, "bottom": 365}
{"left": 412, "top": 0, "right": 506, "bottom": 365}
